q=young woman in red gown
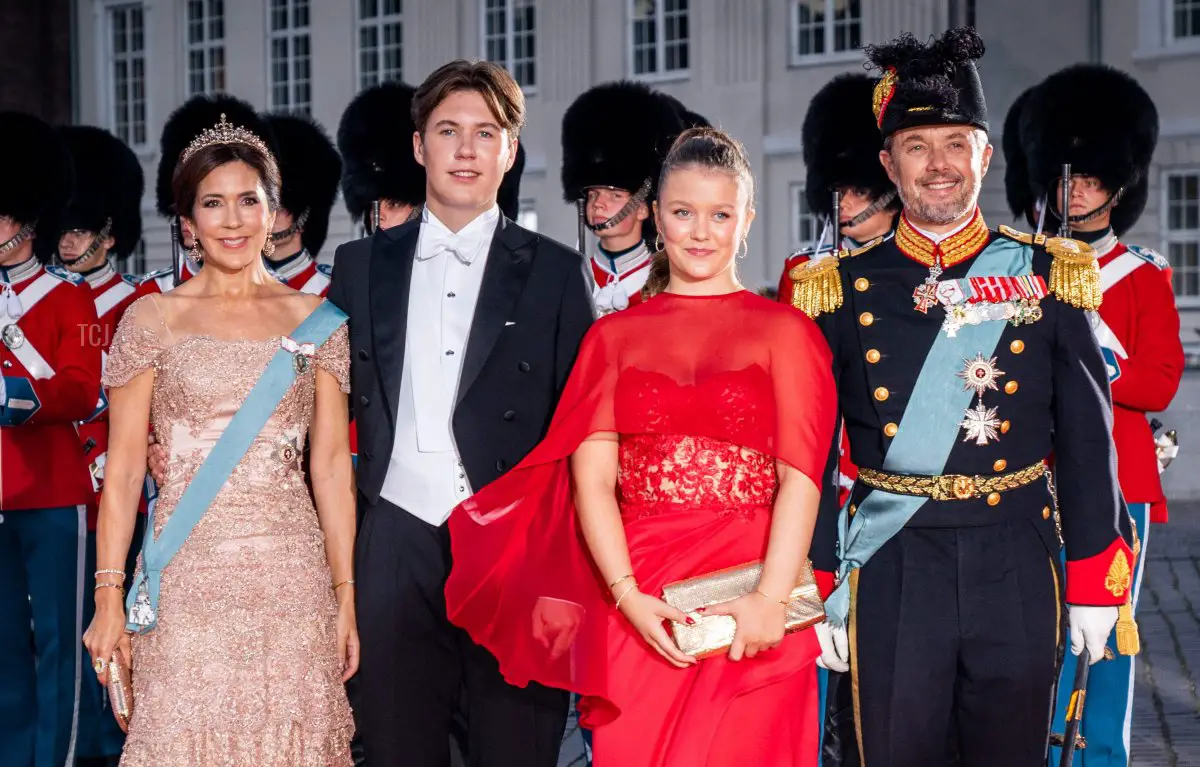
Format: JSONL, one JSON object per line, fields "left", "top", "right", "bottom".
{"left": 446, "top": 128, "right": 836, "bottom": 766}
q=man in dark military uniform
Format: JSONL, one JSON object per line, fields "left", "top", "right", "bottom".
{"left": 560, "top": 82, "right": 687, "bottom": 315}
{"left": 794, "top": 28, "right": 1134, "bottom": 767}
{"left": 1009, "top": 64, "right": 1183, "bottom": 767}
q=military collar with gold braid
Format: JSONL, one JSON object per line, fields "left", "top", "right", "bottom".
{"left": 790, "top": 218, "right": 1102, "bottom": 318}
{"left": 894, "top": 209, "right": 990, "bottom": 269}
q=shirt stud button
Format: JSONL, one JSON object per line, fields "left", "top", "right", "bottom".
{"left": 448, "top": 291, "right": 456, "bottom": 298}
{"left": 446, "top": 350, "right": 455, "bottom": 356}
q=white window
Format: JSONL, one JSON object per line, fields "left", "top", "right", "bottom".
{"left": 1165, "top": 170, "right": 1200, "bottom": 299}
{"left": 185, "top": 0, "right": 225, "bottom": 95}
{"left": 1175, "top": 0, "right": 1200, "bottom": 38}
{"left": 790, "top": 184, "right": 819, "bottom": 251}
{"left": 108, "top": 4, "right": 147, "bottom": 147}
{"left": 268, "top": 0, "right": 312, "bottom": 114}
{"left": 790, "top": 0, "right": 863, "bottom": 63}
{"left": 358, "top": 0, "right": 403, "bottom": 90}
{"left": 482, "top": 0, "right": 536, "bottom": 91}
{"left": 517, "top": 198, "right": 538, "bottom": 232}
{"left": 629, "top": 0, "right": 689, "bottom": 78}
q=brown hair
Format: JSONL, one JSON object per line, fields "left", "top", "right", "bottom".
{"left": 412, "top": 59, "right": 526, "bottom": 138}
{"left": 172, "top": 142, "right": 281, "bottom": 219}
{"left": 642, "top": 127, "right": 756, "bottom": 298}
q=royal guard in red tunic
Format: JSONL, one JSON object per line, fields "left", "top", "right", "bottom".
{"left": 0, "top": 111, "right": 102, "bottom": 767}
{"left": 560, "top": 82, "right": 698, "bottom": 315}
{"left": 53, "top": 123, "right": 146, "bottom": 762}
{"left": 1012, "top": 64, "right": 1183, "bottom": 767}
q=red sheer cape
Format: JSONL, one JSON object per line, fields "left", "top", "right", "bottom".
{"left": 445, "top": 291, "right": 836, "bottom": 727}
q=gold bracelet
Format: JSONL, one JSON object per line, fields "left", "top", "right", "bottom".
{"left": 608, "top": 573, "right": 635, "bottom": 590}
{"left": 614, "top": 584, "right": 639, "bottom": 610}
{"left": 333, "top": 579, "right": 356, "bottom": 591}
{"left": 95, "top": 582, "right": 126, "bottom": 598}
{"left": 755, "top": 589, "right": 789, "bottom": 606}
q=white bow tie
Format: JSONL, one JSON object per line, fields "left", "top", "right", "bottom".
{"left": 419, "top": 235, "right": 475, "bottom": 264}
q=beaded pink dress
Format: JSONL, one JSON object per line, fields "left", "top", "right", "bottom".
{"left": 103, "top": 295, "right": 354, "bottom": 766}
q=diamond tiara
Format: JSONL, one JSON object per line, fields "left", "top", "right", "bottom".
{"left": 177, "top": 113, "right": 273, "bottom": 168}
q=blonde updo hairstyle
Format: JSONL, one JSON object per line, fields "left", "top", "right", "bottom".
{"left": 642, "top": 127, "right": 756, "bottom": 298}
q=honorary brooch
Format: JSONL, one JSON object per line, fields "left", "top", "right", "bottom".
{"left": 280, "top": 336, "right": 316, "bottom": 374}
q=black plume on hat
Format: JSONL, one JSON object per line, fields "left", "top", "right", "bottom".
{"left": 1020, "top": 64, "right": 1158, "bottom": 236}
{"left": 156, "top": 93, "right": 278, "bottom": 218}
{"left": 803, "top": 73, "right": 895, "bottom": 220}
{"left": 266, "top": 113, "right": 341, "bottom": 256}
{"left": 561, "top": 81, "right": 686, "bottom": 203}
{"left": 0, "top": 111, "right": 74, "bottom": 249}
{"left": 866, "top": 27, "right": 988, "bottom": 139}
{"left": 497, "top": 140, "right": 526, "bottom": 221}
{"left": 337, "top": 81, "right": 425, "bottom": 222}
{"left": 60, "top": 125, "right": 144, "bottom": 259}
{"left": 1002, "top": 88, "right": 1037, "bottom": 227}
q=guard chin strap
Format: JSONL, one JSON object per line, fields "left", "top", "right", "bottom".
{"left": 57, "top": 217, "right": 113, "bottom": 269}
{"left": 588, "top": 178, "right": 652, "bottom": 233}
{"left": 845, "top": 189, "right": 897, "bottom": 229}
{"left": 0, "top": 221, "right": 36, "bottom": 255}
{"left": 1067, "top": 186, "right": 1125, "bottom": 225}
{"left": 270, "top": 207, "right": 310, "bottom": 243}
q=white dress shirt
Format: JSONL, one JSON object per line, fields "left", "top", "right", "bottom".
{"left": 911, "top": 211, "right": 975, "bottom": 244}
{"left": 380, "top": 205, "right": 500, "bottom": 525}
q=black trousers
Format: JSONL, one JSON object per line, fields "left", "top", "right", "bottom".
{"left": 853, "top": 513, "right": 1061, "bottom": 767}
{"left": 354, "top": 498, "right": 568, "bottom": 767}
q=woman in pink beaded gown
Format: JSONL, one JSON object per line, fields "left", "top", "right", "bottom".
{"left": 82, "top": 104, "right": 357, "bottom": 766}
{"left": 446, "top": 128, "right": 836, "bottom": 766}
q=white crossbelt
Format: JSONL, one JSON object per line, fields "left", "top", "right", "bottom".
{"left": 299, "top": 269, "right": 331, "bottom": 295}
{"left": 1090, "top": 251, "right": 1145, "bottom": 360}
{"left": 3, "top": 271, "right": 59, "bottom": 378}
{"left": 94, "top": 279, "right": 136, "bottom": 317}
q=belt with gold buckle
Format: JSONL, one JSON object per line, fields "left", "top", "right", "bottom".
{"left": 856, "top": 462, "right": 1046, "bottom": 502}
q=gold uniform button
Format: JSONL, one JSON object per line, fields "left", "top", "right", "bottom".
{"left": 884, "top": 422, "right": 898, "bottom": 437}
{"left": 866, "top": 349, "right": 881, "bottom": 364}
{"left": 993, "top": 459, "right": 1008, "bottom": 472}
{"left": 874, "top": 387, "right": 890, "bottom": 402}
{"left": 1042, "top": 506, "right": 1052, "bottom": 520}
{"left": 1000, "top": 420, "right": 1012, "bottom": 434}
{"left": 1010, "top": 340, "right": 1025, "bottom": 354}
{"left": 854, "top": 277, "right": 870, "bottom": 292}
{"left": 859, "top": 312, "right": 875, "bottom": 327}
{"left": 987, "top": 492, "right": 1002, "bottom": 507}
{"left": 849, "top": 504, "right": 858, "bottom": 517}
{"left": 1005, "top": 381, "right": 1019, "bottom": 395}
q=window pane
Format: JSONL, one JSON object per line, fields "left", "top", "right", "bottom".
{"left": 1174, "top": 0, "right": 1200, "bottom": 39}
{"left": 794, "top": 1, "right": 827, "bottom": 57}
{"left": 360, "top": 0, "right": 377, "bottom": 19}
{"left": 833, "top": 0, "right": 862, "bottom": 52}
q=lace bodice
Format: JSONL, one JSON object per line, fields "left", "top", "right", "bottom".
{"left": 103, "top": 295, "right": 350, "bottom": 538}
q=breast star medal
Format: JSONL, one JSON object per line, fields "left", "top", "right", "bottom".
{"left": 957, "top": 353, "right": 1005, "bottom": 446}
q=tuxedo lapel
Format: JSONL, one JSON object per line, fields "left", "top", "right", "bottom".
{"left": 457, "top": 218, "right": 534, "bottom": 405}
{"left": 369, "top": 222, "right": 419, "bottom": 426}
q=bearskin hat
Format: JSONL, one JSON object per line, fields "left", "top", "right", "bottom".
{"left": 156, "top": 93, "right": 278, "bottom": 219}
{"left": 865, "top": 27, "right": 988, "bottom": 139}
{"left": 1002, "top": 87, "right": 1037, "bottom": 227}
{"left": 660, "top": 94, "right": 712, "bottom": 131}
{"left": 59, "top": 125, "right": 144, "bottom": 260}
{"left": 0, "top": 111, "right": 74, "bottom": 248}
{"left": 561, "top": 81, "right": 686, "bottom": 203}
{"left": 1019, "top": 64, "right": 1158, "bottom": 236}
{"left": 265, "top": 113, "right": 341, "bottom": 256}
{"left": 802, "top": 73, "right": 895, "bottom": 220}
{"left": 337, "top": 81, "right": 425, "bottom": 222}
{"left": 497, "top": 141, "right": 526, "bottom": 221}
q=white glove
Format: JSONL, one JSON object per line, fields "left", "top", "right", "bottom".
{"left": 1068, "top": 605, "right": 1118, "bottom": 665}
{"left": 815, "top": 620, "right": 850, "bottom": 672}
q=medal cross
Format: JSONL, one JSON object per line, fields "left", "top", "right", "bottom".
{"left": 913, "top": 280, "right": 939, "bottom": 314}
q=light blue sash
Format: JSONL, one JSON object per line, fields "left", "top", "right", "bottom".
{"left": 824, "top": 238, "right": 1033, "bottom": 627}
{"left": 125, "top": 301, "right": 347, "bottom": 633}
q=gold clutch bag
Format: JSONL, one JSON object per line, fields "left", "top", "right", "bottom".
{"left": 106, "top": 648, "right": 133, "bottom": 733}
{"left": 662, "top": 559, "right": 825, "bottom": 658}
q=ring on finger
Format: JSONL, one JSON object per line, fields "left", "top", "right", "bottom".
{"left": 93, "top": 657, "right": 106, "bottom": 674}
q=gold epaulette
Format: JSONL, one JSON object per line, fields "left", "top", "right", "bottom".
{"left": 789, "top": 236, "right": 885, "bottom": 318}
{"left": 998, "top": 225, "right": 1101, "bottom": 311}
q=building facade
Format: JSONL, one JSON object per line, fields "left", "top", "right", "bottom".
{"left": 74, "top": 0, "right": 1200, "bottom": 495}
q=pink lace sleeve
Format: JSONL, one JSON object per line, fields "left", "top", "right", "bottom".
{"left": 315, "top": 323, "right": 351, "bottom": 394}
{"left": 103, "top": 295, "right": 167, "bottom": 388}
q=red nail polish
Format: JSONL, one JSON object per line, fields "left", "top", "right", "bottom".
{"left": 686, "top": 616, "right": 696, "bottom": 625}
{"left": 696, "top": 607, "right": 706, "bottom": 613}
